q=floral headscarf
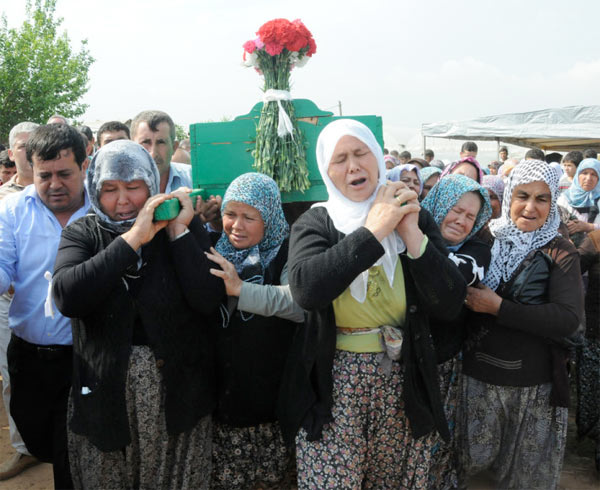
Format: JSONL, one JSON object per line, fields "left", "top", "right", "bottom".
{"left": 216, "top": 173, "right": 288, "bottom": 280}
{"left": 419, "top": 166, "right": 442, "bottom": 185}
{"left": 483, "top": 160, "right": 560, "bottom": 291}
{"left": 441, "top": 156, "right": 484, "bottom": 183}
{"left": 313, "top": 118, "right": 405, "bottom": 303}
{"left": 562, "top": 158, "right": 600, "bottom": 209}
{"left": 86, "top": 140, "right": 159, "bottom": 234}
{"left": 384, "top": 155, "right": 398, "bottom": 167}
{"left": 421, "top": 174, "right": 492, "bottom": 250}
{"left": 481, "top": 175, "right": 505, "bottom": 206}
{"left": 385, "top": 164, "right": 423, "bottom": 194}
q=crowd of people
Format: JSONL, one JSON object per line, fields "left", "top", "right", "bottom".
{"left": 0, "top": 113, "right": 597, "bottom": 490}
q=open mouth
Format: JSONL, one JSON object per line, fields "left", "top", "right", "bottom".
{"left": 350, "top": 177, "right": 366, "bottom": 187}
{"left": 117, "top": 211, "right": 137, "bottom": 220}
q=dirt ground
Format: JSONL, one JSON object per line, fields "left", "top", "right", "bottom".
{"left": 0, "top": 385, "right": 597, "bottom": 489}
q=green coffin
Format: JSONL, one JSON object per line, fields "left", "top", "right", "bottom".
{"left": 190, "top": 99, "right": 383, "bottom": 202}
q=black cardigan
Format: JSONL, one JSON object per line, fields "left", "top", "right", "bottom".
{"left": 213, "top": 239, "right": 298, "bottom": 427}
{"left": 278, "top": 207, "right": 467, "bottom": 445}
{"left": 53, "top": 214, "right": 225, "bottom": 451}
{"left": 429, "top": 237, "right": 491, "bottom": 363}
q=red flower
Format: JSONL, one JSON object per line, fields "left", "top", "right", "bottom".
{"left": 307, "top": 37, "right": 317, "bottom": 56}
{"left": 264, "top": 41, "right": 284, "bottom": 56}
{"left": 257, "top": 18, "right": 292, "bottom": 44}
{"left": 254, "top": 18, "right": 316, "bottom": 58}
{"left": 243, "top": 40, "right": 256, "bottom": 54}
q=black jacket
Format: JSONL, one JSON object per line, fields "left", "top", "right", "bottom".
{"left": 429, "top": 237, "right": 491, "bottom": 363}
{"left": 213, "top": 240, "right": 298, "bottom": 427}
{"left": 53, "top": 214, "right": 224, "bottom": 451}
{"left": 278, "top": 207, "right": 467, "bottom": 445}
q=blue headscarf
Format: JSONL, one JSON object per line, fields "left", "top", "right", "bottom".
{"left": 385, "top": 163, "right": 423, "bottom": 194}
{"left": 421, "top": 174, "right": 492, "bottom": 251}
{"left": 563, "top": 158, "right": 600, "bottom": 208}
{"left": 216, "top": 173, "right": 289, "bottom": 280}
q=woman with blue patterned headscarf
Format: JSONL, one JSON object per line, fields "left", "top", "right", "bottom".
{"left": 420, "top": 174, "right": 493, "bottom": 489}
{"left": 205, "top": 172, "right": 303, "bottom": 490}
{"left": 557, "top": 158, "right": 600, "bottom": 245}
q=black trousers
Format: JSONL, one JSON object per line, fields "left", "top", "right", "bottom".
{"left": 7, "top": 334, "right": 74, "bottom": 489}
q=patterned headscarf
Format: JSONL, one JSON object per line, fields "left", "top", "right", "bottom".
{"left": 385, "top": 164, "right": 423, "bottom": 194}
{"left": 481, "top": 175, "right": 505, "bottom": 206}
{"left": 562, "top": 158, "right": 600, "bottom": 209}
{"left": 421, "top": 174, "right": 492, "bottom": 249}
{"left": 313, "top": 118, "right": 405, "bottom": 303}
{"left": 216, "top": 173, "right": 288, "bottom": 279}
{"left": 419, "top": 166, "right": 442, "bottom": 185}
{"left": 483, "top": 160, "right": 560, "bottom": 291}
{"left": 440, "top": 156, "right": 484, "bottom": 183}
{"left": 86, "top": 140, "right": 159, "bottom": 234}
{"left": 384, "top": 155, "right": 398, "bottom": 167}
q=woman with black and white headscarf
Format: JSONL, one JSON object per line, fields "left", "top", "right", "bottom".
{"left": 52, "top": 140, "right": 223, "bottom": 489}
{"left": 457, "top": 160, "right": 584, "bottom": 489}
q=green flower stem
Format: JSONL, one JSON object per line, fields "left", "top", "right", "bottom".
{"left": 253, "top": 50, "right": 310, "bottom": 193}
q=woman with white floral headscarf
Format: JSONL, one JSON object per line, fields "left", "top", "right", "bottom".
{"left": 457, "top": 159, "right": 584, "bottom": 489}
{"left": 279, "top": 119, "right": 467, "bottom": 488}
{"left": 52, "top": 140, "right": 223, "bottom": 489}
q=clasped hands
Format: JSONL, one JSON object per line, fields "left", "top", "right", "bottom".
{"left": 364, "top": 181, "right": 423, "bottom": 255}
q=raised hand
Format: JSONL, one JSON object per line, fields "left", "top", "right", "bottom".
{"left": 205, "top": 246, "right": 243, "bottom": 296}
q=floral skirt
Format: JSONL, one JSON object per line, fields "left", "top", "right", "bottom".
{"left": 211, "top": 420, "right": 296, "bottom": 489}
{"left": 576, "top": 337, "right": 600, "bottom": 471}
{"left": 296, "top": 350, "right": 435, "bottom": 489}
{"left": 456, "top": 374, "right": 567, "bottom": 490}
{"left": 68, "top": 346, "right": 212, "bottom": 490}
{"left": 428, "top": 356, "right": 461, "bottom": 490}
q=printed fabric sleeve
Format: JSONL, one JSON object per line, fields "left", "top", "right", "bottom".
{"left": 288, "top": 207, "right": 385, "bottom": 311}
{"left": 449, "top": 239, "right": 492, "bottom": 286}
{"left": 237, "top": 263, "right": 305, "bottom": 322}
{"left": 497, "top": 240, "right": 584, "bottom": 340}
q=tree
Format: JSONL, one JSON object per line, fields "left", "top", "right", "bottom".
{"left": 174, "top": 123, "right": 188, "bottom": 142}
{"left": 0, "top": 0, "right": 94, "bottom": 143}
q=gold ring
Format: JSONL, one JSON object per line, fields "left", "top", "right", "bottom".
{"left": 396, "top": 195, "right": 407, "bottom": 206}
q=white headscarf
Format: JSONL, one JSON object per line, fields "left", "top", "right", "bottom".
{"left": 483, "top": 159, "right": 560, "bottom": 291}
{"left": 313, "top": 119, "right": 406, "bottom": 303}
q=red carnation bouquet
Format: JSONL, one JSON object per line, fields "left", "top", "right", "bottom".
{"left": 242, "top": 19, "right": 317, "bottom": 192}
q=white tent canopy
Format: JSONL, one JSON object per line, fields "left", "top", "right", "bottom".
{"left": 422, "top": 105, "right": 600, "bottom": 152}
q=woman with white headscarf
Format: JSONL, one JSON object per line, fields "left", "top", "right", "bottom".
{"left": 52, "top": 140, "right": 223, "bottom": 489}
{"left": 457, "top": 160, "right": 584, "bottom": 489}
{"left": 279, "top": 119, "right": 467, "bottom": 488}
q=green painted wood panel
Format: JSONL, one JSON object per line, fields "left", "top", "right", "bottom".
{"left": 190, "top": 99, "right": 382, "bottom": 202}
